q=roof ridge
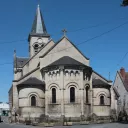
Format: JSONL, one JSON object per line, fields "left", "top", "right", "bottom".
{"left": 39, "top": 36, "right": 89, "bottom": 60}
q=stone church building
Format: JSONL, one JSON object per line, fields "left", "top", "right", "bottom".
{"left": 9, "top": 5, "right": 119, "bottom": 122}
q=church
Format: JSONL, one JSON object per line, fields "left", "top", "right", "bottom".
{"left": 9, "top": 5, "right": 119, "bottom": 122}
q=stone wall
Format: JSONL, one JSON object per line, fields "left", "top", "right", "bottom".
{"left": 40, "top": 37, "right": 89, "bottom": 70}
{"left": 44, "top": 65, "right": 92, "bottom": 119}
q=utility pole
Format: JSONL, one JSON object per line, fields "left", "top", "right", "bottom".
{"left": 121, "top": 0, "right": 128, "bottom": 6}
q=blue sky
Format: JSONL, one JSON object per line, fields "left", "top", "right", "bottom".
{"left": 0, "top": 0, "right": 128, "bottom": 102}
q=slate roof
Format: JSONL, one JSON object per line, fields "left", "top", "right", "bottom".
{"left": 18, "top": 77, "right": 44, "bottom": 85}
{"left": 47, "top": 56, "right": 86, "bottom": 67}
{"left": 29, "top": 5, "right": 50, "bottom": 37}
{"left": 92, "top": 79, "right": 111, "bottom": 86}
{"left": 93, "top": 70, "right": 112, "bottom": 83}
{"left": 14, "top": 57, "right": 29, "bottom": 68}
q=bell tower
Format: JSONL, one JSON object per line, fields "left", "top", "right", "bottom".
{"left": 28, "top": 5, "right": 50, "bottom": 57}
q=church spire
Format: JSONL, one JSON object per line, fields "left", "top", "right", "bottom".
{"left": 28, "top": 5, "right": 50, "bottom": 57}
{"left": 31, "top": 4, "right": 47, "bottom": 34}
{"left": 28, "top": 5, "right": 50, "bottom": 41}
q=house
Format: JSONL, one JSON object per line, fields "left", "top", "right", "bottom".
{"left": 113, "top": 67, "right": 128, "bottom": 115}
{"left": 0, "top": 102, "right": 9, "bottom": 116}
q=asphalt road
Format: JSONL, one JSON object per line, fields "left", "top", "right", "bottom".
{"left": 0, "top": 123, "right": 41, "bottom": 128}
{"left": 0, "top": 123, "right": 128, "bottom": 128}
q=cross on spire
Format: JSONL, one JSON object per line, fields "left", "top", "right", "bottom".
{"left": 62, "top": 29, "right": 67, "bottom": 36}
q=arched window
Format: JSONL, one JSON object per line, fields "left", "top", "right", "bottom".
{"left": 70, "top": 87, "right": 75, "bottom": 103}
{"left": 52, "top": 88, "right": 56, "bottom": 103}
{"left": 86, "top": 86, "right": 89, "bottom": 103}
{"left": 100, "top": 95, "right": 104, "bottom": 105}
{"left": 31, "top": 96, "right": 36, "bottom": 106}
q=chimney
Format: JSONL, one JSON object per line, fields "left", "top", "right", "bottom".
{"left": 120, "top": 67, "right": 125, "bottom": 79}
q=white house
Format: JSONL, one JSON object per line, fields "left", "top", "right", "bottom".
{"left": 0, "top": 102, "right": 9, "bottom": 116}
{"left": 113, "top": 67, "right": 128, "bottom": 115}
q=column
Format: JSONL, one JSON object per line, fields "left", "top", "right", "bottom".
{"left": 60, "top": 66, "right": 64, "bottom": 116}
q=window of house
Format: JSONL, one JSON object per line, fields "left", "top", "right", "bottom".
{"left": 86, "top": 86, "right": 89, "bottom": 103}
{"left": 52, "top": 88, "right": 56, "bottom": 103}
{"left": 100, "top": 95, "right": 105, "bottom": 105}
{"left": 31, "top": 96, "right": 36, "bottom": 106}
{"left": 70, "top": 87, "right": 75, "bottom": 103}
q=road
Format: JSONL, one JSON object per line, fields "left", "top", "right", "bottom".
{"left": 0, "top": 123, "right": 128, "bottom": 128}
{"left": 0, "top": 123, "right": 41, "bottom": 128}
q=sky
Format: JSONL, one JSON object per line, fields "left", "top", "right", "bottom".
{"left": 0, "top": 0, "right": 128, "bottom": 102}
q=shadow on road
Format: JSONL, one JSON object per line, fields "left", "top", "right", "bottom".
{"left": 119, "top": 121, "right": 128, "bottom": 124}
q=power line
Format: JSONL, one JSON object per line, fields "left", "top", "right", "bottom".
{"left": 50, "top": 17, "right": 128, "bottom": 37}
{"left": 0, "top": 16, "right": 127, "bottom": 45}
{"left": 48, "top": 20, "right": 128, "bottom": 57}
{"left": 0, "top": 39, "right": 27, "bottom": 45}
{"left": 68, "top": 17, "right": 128, "bottom": 33}
{"left": 117, "top": 51, "right": 128, "bottom": 66}
{"left": 0, "top": 19, "right": 128, "bottom": 67}
{"left": 0, "top": 62, "right": 12, "bottom": 66}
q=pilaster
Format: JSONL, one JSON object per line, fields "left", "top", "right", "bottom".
{"left": 59, "top": 66, "right": 64, "bottom": 116}
{"left": 12, "top": 82, "right": 19, "bottom": 112}
{"left": 89, "top": 75, "right": 93, "bottom": 115}
{"left": 44, "top": 69, "right": 49, "bottom": 116}
{"left": 110, "top": 87, "right": 115, "bottom": 110}
{"left": 80, "top": 67, "right": 84, "bottom": 116}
